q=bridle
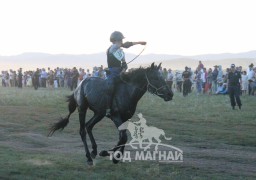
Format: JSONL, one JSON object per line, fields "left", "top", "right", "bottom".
{"left": 119, "top": 71, "right": 169, "bottom": 96}
{"left": 145, "top": 72, "right": 169, "bottom": 96}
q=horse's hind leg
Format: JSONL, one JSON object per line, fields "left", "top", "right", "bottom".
{"left": 85, "top": 112, "right": 105, "bottom": 159}
{"left": 78, "top": 107, "right": 93, "bottom": 165}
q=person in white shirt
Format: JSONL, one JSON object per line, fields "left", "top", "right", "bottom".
{"left": 200, "top": 69, "right": 206, "bottom": 92}
{"left": 241, "top": 71, "right": 248, "bottom": 95}
{"left": 166, "top": 69, "right": 173, "bottom": 90}
{"left": 9, "top": 70, "right": 14, "bottom": 87}
{"left": 40, "top": 68, "right": 48, "bottom": 88}
{"left": 247, "top": 63, "right": 255, "bottom": 95}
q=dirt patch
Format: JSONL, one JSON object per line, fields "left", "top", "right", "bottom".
{"left": 25, "top": 159, "right": 53, "bottom": 166}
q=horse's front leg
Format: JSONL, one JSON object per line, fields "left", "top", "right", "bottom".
{"left": 99, "top": 116, "right": 128, "bottom": 164}
{"left": 111, "top": 129, "right": 127, "bottom": 164}
{"left": 85, "top": 112, "right": 105, "bottom": 159}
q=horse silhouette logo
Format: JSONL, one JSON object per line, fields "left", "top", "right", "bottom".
{"left": 118, "top": 113, "right": 172, "bottom": 151}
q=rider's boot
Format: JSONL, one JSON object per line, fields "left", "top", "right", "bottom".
{"left": 105, "top": 78, "right": 115, "bottom": 118}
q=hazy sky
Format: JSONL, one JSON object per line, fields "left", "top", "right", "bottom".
{"left": 0, "top": 0, "right": 256, "bottom": 56}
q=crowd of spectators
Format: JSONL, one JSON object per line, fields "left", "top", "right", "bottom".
{"left": 1, "top": 66, "right": 106, "bottom": 91}
{"left": 1, "top": 62, "right": 256, "bottom": 96}
{"left": 160, "top": 62, "right": 256, "bottom": 96}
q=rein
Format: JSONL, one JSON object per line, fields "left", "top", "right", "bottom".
{"left": 126, "top": 45, "right": 146, "bottom": 65}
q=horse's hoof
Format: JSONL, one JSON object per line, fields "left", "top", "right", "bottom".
{"left": 99, "top": 150, "right": 110, "bottom": 157}
{"left": 112, "top": 151, "right": 122, "bottom": 164}
{"left": 91, "top": 151, "right": 97, "bottom": 159}
{"left": 87, "top": 160, "right": 93, "bottom": 166}
{"left": 112, "top": 158, "right": 120, "bottom": 164}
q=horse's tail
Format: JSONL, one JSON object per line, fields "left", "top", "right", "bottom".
{"left": 48, "top": 94, "right": 76, "bottom": 137}
{"left": 162, "top": 130, "right": 172, "bottom": 141}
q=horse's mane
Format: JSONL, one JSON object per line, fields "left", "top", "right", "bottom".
{"left": 120, "top": 64, "right": 158, "bottom": 84}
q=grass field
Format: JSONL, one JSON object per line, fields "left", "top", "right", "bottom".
{"left": 0, "top": 87, "right": 256, "bottom": 180}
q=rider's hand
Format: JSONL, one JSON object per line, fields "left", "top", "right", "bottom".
{"left": 121, "top": 61, "right": 128, "bottom": 70}
{"left": 139, "top": 41, "right": 147, "bottom": 45}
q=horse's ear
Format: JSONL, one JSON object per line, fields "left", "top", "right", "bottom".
{"left": 157, "top": 63, "right": 162, "bottom": 70}
{"left": 151, "top": 62, "right": 155, "bottom": 69}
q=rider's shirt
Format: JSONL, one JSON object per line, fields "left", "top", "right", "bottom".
{"left": 107, "top": 44, "right": 125, "bottom": 68}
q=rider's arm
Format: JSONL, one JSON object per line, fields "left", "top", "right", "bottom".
{"left": 122, "top": 41, "right": 147, "bottom": 48}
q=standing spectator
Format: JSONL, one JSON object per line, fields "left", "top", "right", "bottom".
{"left": 201, "top": 68, "right": 206, "bottom": 93}
{"left": 241, "top": 71, "right": 248, "bottom": 95}
{"left": 48, "top": 70, "right": 54, "bottom": 89}
{"left": 46, "top": 67, "right": 51, "bottom": 87}
{"left": 238, "top": 66, "right": 243, "bottom": 73}
{"left": 83, "top": 72, "right": 88, "bottom": 80}
{"left": 195, "top": 67, "right": 202, "bottom": 95}
{"left": 1, "top": 71, "right": 6, "bottom": 87}
{"left": 5, "top": 71, "right": 10, "bottom": 87}
{"left": 86, "top": 69, "right": 90, "bottom": 76}
{"left": 206, "top": 68, "right": 213, "bottom": 95}
{"left": 93, "top": 67, "right": 99, "bottom": 77}
{"left": 33, "top": 68, "right": 40, "bottom": 90}
{"left": 98, "top": 67, "right": 106, "bottom": 79}
{"left": 13, "top": 71, "right": 17, "bottom": 87}
{"left": 59, "top": 70, "right": 65, "bottom": 87}
{"left": 78, "top": 69, "right": 85, "bottom": 84}
{"left": 250, "top": 67, "right": 256, "bottom": 95}
{"left": 17, "top": 68, "right": 23, "bottom": 88}
{"left": 71, "top": 67, "right": 79, "bottom": 91}
{"left": 212, "top": 65, "right": 218, "bottom": 93}
{"left": 217, "top": 65, "right": 223, "bottom": 84}
{"left": 166, "top": 69, "right": 173, "bottom": 90}
{"left": 188, "top": 67, "right": 193, "bottom": 93}
{"left": 159, "top": 67, "right": 163, "bottom": 77}
{"left": 203, "top": 68, "right": 208, "bottom": 93}
{"left": 9, "top": 70, "right": 14, "bottom": 87}
{"left": 175, "top": 71, "right": 183, "bottom": 92}
{"left": 55, "top": 67, "right": 61, "bottom": 87}
{"left": 38, "top": 69, "right": 42, "bottom": 87}
{"left": 40, "top": 68, "right": 48, "bottom": 88}
{"left": 26, "top": 71, "right": 33, "bottom": 87}
{"left": 198, "top": 61, "right": 204, "bottom": 69}
{"left": 247, "top": 63, "right": 255, "bottom": 95}
{"left": 23, "top": 71, "right": 28, "bottom": 87}
{"left": 66, "top": 69, "right": 72, "bottom": 89}
{"left": 227, "top": 64, "right": 242, "bottom": 110}
{"left": 182, "top": 66, "right": 191, "bottom": 97}
{"left": 63, "top": 69, "right": 69, "bottom": 88}
{"left": 162, "top": 68, "right": 168, "bottom": 81}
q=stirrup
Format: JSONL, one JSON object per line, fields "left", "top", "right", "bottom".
{"left": 106, "top": 109, "right": 112, "bottom": 118}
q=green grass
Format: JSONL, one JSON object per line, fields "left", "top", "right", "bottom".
{"left": 0, "top": 87, "right": 256, "bottom": 180}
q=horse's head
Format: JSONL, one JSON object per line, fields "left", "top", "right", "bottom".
{"left": 146, "top": 63, "right": 173, "bottom": 101}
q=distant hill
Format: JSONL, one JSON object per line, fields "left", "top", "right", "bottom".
{"left": 0, "top": 50, "right": 255, "bottom": 71}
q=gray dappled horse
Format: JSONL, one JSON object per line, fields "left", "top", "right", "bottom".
{"left": 48, "top": 63, "right": 173, "bottom": 165}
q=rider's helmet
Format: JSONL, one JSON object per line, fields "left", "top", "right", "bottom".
{"left": 110, "top": 31, "right": 125, "bottom": 42}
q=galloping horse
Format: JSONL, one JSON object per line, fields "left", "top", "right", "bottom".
{"left": 48, "top": 63, "right": 173, "bottom": 165}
